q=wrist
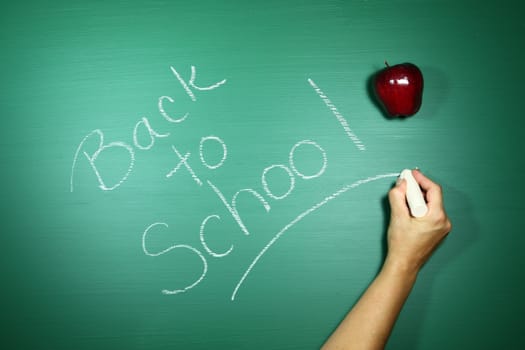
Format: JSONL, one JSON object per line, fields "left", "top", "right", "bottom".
{"left": 382, "top": 254, "right": 420, "bottom": 281}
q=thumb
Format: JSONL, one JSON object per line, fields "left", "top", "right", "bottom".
{"left": 388, "top": 179, "right": 410, "bottom": 217}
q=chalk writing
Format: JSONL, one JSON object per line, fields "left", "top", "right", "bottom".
{"left": 231, "top": 172, "right": 398, "bottom": 300}
{"left": 71, "top": 67, "right": 398, "bottom": 300}
{"left": 262, "top": 164, "right": 295, "bottom": 200}
{"left": 170, "top": 65, "right": 227, "bottom": 102}
{"left": 308, "top": 78, "right": 366, "bottom": 151}
{"left": 70, "top": 129, "right": 135, "bottom": 192}
{"left": 142, "top": 222, "right": 208, "bottom": 295}
{"left": 166, "top": 144, "right": 203, "bottom": 186}
{"left": 289, "top": 140, "right": 327, "bottom": 180}
{"left": 70, "top": 66, "right": 226, "bottom": 192}
{"left": 200, "top": 215, "right": 233, "bottom": 258}
{"left": 158, "top": 95, "right": 188, "bottom": 123}
{"left": 199, "top": 136, "right": 227, "bottom": 170}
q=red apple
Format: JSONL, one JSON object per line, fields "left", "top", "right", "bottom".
{"left": 373, "top": 62, "right": 424, "bottom": 117}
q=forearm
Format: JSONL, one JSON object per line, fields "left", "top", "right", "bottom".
{"left": 322, "top": 170, "right": 451, "bottom": 349}
{"left": 322, "top": 258, "right": 418, "bottom": 350}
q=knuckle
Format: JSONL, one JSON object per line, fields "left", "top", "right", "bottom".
{"left": 432, "top": 211, "right": 451, "bottom": 231}
{"left": 445, "top": 219, "right": 452, "bottom": 232}
{"left": 436, "top": 214, "right": 452, "bottom": 233}
{"left": 388, "top": 187, "right": 399, "bottom": 199}
{"left": 434, "top": 211, "right": 446, "bottom": 223}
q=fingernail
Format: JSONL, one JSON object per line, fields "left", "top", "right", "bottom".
{"left": 396, "top": 178, "right": 403, "bottom": 186}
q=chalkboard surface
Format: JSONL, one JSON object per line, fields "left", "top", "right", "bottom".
{"left": 2, "top": 0, "right": 524, "bottom": 349}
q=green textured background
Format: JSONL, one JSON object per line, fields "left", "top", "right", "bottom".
{"left": 1, "top": 0, "right": 524, "bottom": 349}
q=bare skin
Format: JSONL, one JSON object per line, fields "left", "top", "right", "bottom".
{"left": 322, "top": 169, "right": 452, "bottom": 350}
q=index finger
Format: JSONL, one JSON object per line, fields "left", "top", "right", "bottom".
{"left": 412, "top": 169, "right": 443, "bottom": 210}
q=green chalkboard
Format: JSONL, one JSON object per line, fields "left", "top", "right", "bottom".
{"left": 2, "top": 0, "right": 524, "bottom": 349}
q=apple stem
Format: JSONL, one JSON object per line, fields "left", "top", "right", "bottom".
{"left": 384, "top": 60, "right": 390, "bottom": 67}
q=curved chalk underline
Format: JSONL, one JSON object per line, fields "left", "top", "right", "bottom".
{"left": 231, "top": 172, "right": 400, "bottom": 301}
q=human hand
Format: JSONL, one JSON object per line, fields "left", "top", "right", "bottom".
{"left": 385, "top": 169, "right": 452, "bottom": 274}
{"left": 321, "top": 170, "right": 450, "bottom": 349}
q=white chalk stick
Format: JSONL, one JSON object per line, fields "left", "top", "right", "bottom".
{"left": 399, "top": 169, "right": 428, "bottom": 217}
